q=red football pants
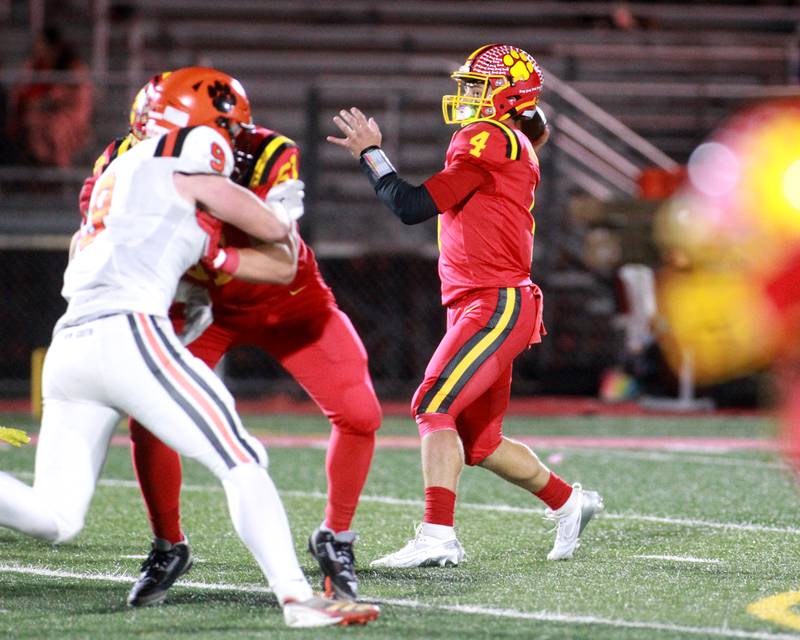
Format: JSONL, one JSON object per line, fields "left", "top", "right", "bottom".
{"left": 129, "top": 304, "right": 381, "bottom": 540}
{"left": 411, "top": 286, "right": 543, "bottom": 465}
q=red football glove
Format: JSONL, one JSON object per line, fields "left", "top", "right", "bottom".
{"left": 196, "top": 209, "right": 240, "bottom": 275}
{"left": 78, "top": 174, "right": 98, "bottom": 220}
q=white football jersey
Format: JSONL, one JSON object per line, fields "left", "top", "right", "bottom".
{"left": 58, "top": 125, "right": 233, "bottom": 329}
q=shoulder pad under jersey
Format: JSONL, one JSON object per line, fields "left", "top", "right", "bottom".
{"left": 154, "top": 125, "right": 234, "bottom": 177}
{"left": 237, "top": 129, "right": 298, "bottom": 189}
{"left": 450, "top": 119, "right": 523, "bottom": 164}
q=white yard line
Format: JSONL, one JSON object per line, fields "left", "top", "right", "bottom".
{"left": 634, "top": 554, "right": 722, "bottom": 564}
{"left": 559, "top": 448, "right": 786, "bottom": 469}
{"left": 120, "top": 554, "right": 203, "bottom": 562}
{"left": 0, "top": 565, "right": 269, "bottom": 593}
{"left": 0, "top": 564, "right": 796, "bottom": 639}
{"left": 9, "top": 471, "right": 800, "bottom": 536}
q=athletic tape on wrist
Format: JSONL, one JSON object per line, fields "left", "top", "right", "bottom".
{"left": 360, "top": 146, "right": 396, "bottom": 186}
{"left": 213, "top": 247, "right": 240, "bottom": 274}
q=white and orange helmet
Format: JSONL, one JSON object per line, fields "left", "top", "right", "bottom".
{"left": 144, "top": 66, "right": 252, "bottom": 144}
{"left": 442, "top": 44, "right": 543, "bottom": 125}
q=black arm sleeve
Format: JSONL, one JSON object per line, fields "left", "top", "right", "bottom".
{"left": 369, "top": 172, "right": 438, "bottom": 225}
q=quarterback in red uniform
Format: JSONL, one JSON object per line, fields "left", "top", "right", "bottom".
{"left": 80, "top": 80, "right": 382, "bottom": 606}
{"left": 329, "top": 44, "right": 603, "bottom": 567}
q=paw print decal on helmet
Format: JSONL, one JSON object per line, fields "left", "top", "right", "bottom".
{"left": 502, "top": 49, "right": 536, "bottom": 83}
{"left": 442, "top": 44, "right": 543, "bottom": 125}
{"left": 208, "top": 81, "right": 237, "bottom": 114}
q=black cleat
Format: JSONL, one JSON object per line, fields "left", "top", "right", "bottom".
{"left": 127, "top": 539, "right": 194, "bottom": 607}
{"left": 308, "top": 528, "right": 359, "bottom": 600}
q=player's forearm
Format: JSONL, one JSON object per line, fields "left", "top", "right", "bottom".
{"left": 204, "top": 182, "right": 291, "bottom": 243}
{"left": 359, "top": 147, "right": 438, "bottom": 224}
{"left": 372, "top": 174, "right": 438, "bottom": 224}
{"left": 175, "top": 173, "right": 291, "bottom": 243}
{"left": 228, "top": 238, "right": 298, "bottom": 285}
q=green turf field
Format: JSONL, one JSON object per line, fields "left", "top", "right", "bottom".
{"left": 1, "top": 412, "right": 799, "bottom": 639}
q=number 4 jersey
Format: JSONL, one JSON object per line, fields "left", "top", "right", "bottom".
{"left": 423, "top": 118, "right": 541, "bottom": 306}
{"left": 59, "top": 125, "right": 234, "bottom": 329}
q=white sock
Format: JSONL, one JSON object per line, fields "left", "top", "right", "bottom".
{"left": 0, "top": 472, "right": 59, "bottom": 541}
{"left": 222, "top": 464, "right": 312, "bottom": 604}
{"left": 422, "top": 522, "right": 455, "bottom": 540}
{"left": 556, "top": 486, "right": 581, "bottom": 515}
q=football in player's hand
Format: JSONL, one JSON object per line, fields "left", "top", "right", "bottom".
{"left": 520, "top": 107, "right": 548, "bottom": 144}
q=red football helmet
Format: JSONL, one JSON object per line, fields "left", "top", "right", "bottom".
{"left": 144, "top": 66, "right": 252, "bottom": 143}
{"left": 442, "top": 44, "right": 543, "bottom": 125}
{"left": 128, "top": 72, "right": 170, "bottom": 142}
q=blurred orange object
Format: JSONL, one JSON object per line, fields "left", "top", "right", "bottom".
{"left": 638, "top": 166, "right": 686, "bottom": 200}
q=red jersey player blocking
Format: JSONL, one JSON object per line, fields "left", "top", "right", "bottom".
{"left": 328, "top": 44, "right": 603, "bottom": 567}
{"left": 2, "top": 65, "right": 379, "bottom": 628}
{"left": 80, "top": 75, "right": 382, "bottom": 607}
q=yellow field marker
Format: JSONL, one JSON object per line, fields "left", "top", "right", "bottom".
{"left": 747, "top": 591, "right": 800, "bottom": 630}
{"left": 0, "top": 426, "right": 30, "bottom": 447}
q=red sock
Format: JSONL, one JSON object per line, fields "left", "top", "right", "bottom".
{"left": 534, "top": 472, "right": 573, "bottom": 510}
{"left": 129, "top": 419, "right": 184, "bottom": 545}
{"left": 424, "top": 486, "right": 456, "bottom": 526}
{"left": 324, "top": 427, "right": 376, "bottom": 532}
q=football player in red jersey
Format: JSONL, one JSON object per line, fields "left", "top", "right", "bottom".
{"left": 329, "top": 44, "right": 603, "bottom": 568}
{"left": 20, "top": 65, "right": 379, "bottom": 628}
{"left": 80, "top": 80, "right": 382, "bottom": 607}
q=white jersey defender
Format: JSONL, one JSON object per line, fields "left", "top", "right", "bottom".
{"left": 0, "top": 123, "right": 320, "bottom": 612}
{"left": 61, "top": 125, "right": 232, "bottom": 327}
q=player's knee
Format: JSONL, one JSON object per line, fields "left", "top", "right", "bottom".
{"left": 239, "top": 440, "right": 269, "bottom": 471}
{"left": 52, "top": 512, "right": 85, "bottom": 544}
{"left": 338, "top": 400, "right": 382, "bottom": 436}
{"left": 330, "top": 386, "right": 382, "bottom": 435}
{"left": 128, "top": 418, "right": 157, "bottom": 445}
{"left": 415, "top": 411, "right": 456, "bottom": 438}
{"left": 463, "top": 439, "right": 501, "bottom": 467}
{"left": 253, "top": 441, "right": 269, "bottom": 469}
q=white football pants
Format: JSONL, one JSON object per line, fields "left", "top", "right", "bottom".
{"left": 0, "top": 312, "right": 312, "bottom": 603}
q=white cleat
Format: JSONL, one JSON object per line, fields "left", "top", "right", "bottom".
{"left": 282, "top": 596, "right": 380, "bottom": 628}
{"left": 370, "top": 524, "right": 466, "bottom": 568}
{"left": 545, "top": 483, "right": 604, "bottom": 561}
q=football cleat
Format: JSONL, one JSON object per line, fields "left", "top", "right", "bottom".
{"left": 127, "top": 539, "right": 194, "bottom": 607}
{"left": 544, "top": 483, "right": 604, "bottom": 561}
{"left": 282, "top": 596, "right": 380, "bottom": 628}
{"left": 370, "top": 524, "right": 465, "bottom": 568}
{"left": 308, "top": 528, "right": 359, "bottom": 600}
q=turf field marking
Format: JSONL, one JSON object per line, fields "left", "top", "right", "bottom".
{"left": 633, "top": 554, "right": 721, "bottom": 564}
{"left": 28, "top": 433, "right": 779, "bottom": 453}
{"left": 120, "top": 554, "right": 204, "bottom": 562}
{"left": 10, "top": 472, "right": 800, "bottom": 536}
{"left": 0, "top": 564, "right": 271, "bottom": 593}
{"left": 0, "top": 564, "right": 797, "bottom": 639}
{"left": 561, "top": 449, "right": 785, "bottom": 470}
{"left": 748, "top": 592, "right": 800, "bottom": 631}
